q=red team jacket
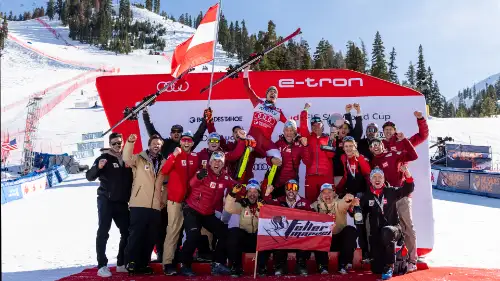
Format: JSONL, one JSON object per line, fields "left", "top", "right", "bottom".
{"left": 265, "top": 135, "right": 308, "bottom": 187}
{"left": 197, "top": 140, "right": 247, "bottom": 169}
{"left": 186, "top": 168, "right": 237, "bottom": 215}
{"left": 371, "top": 138, "right": 418, "bottom": 187}
{"left": 299, "top": 110, "right": 335, "bottom": 178}
{"left": 161, "top": 150, "right": 199, "bottom": 203}
{"left": 383, "top": 117, "right": 429, "bottom": 152}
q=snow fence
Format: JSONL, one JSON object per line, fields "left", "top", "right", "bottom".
{"left": 1, "top": 165, "right": 69, "bottom": 204}
{"left": 431, "top": 166, "right": 500, "bottom": 199}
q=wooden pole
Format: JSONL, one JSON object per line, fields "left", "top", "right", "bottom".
{"left": 253, "top": 251, "right": 259, "bottom": 279}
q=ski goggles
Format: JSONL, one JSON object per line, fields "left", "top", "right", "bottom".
{"left": 180, "top": 137, "right": 193, "bottom": 143}
{"left": 208, "top": 139, "right": 219, "bottom": 143}
{"left": 343, "top": 136, "right": 355, "bottom": 142}
{"left": 285, "top": 180, "right": 299, "bottom": 191}
{"left": 366, "top": 126, "right": 378, "bottom": 133}
{"left": 311, "top": 116, "right": 322, "bottom": 124}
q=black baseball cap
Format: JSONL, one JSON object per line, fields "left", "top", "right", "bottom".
{"left": 171, "top": 125, "right": 183, "bottom": 133}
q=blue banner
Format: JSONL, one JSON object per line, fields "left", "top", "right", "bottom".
{"left": 55, "top": 165, "right": 68, "bottom": 182}
{"left": 433, "top": 166, "right": 500, "bottom": 199}
{"left": 82, "top": 131, "right": 103, "bottom": 141}
{"left": 1, "top": 182, "right": 23, "bottom": 204}
{"left": 470, "top": 172, "right": 500, "bottom": 196}
{"left": 77, "top": 141, "right": 104, "bottom": 151}
{"left": 437, "top": 170, "right": 470, "bottom": 191}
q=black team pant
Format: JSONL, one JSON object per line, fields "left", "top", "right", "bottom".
{"left": 96, "top": 196, "right": 130, "bottom": 268}
{"left": 154, "top": 207, "right": 168, "bottom": 261}
{"left": 180, "top": 206, "right": 228, "bottom": 267}
{"left": 314, "top": 226, "right": 357, "bottom": 269}
{"left": 273, "top": 250, "right": 310, "bottom": 272}
{"left": 125, "top": 207, "right": 161, "bottom": 268}
{"left": 227, "top": 228, "right": 257, "bottom": 268}
{"left": 369, "top": 225, "right": 403, "bottom": 274}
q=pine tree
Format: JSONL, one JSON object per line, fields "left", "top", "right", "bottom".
{"left": 495, "top": 76, "right": 500, "bottom": 101}
{"left": 178, "top": 14, "right": 184, "bottom": 24}
{"left": 387, "top": 47, "right": 398, "bottom": 84}
{"left": 188, "top": 15, "right": 192, "bottom": 27}
{"left": 430, "top": 80, "right": 444, "bottom": 116}
{"left": 217, "top": 14, "right": 230, "bottom": 49}
{"left": 227, "top": 21, "right": 235, "bottom": 56}
{"left": 313, "top": 39, "right": 327, "bottom": 69}
{"left": 404, "top": 61, "right": 416, "bottom": 88}
{"left": 18, "top": 14, "right": 23, "bottom": 21}
{"left": 333, "top": 51, "right": 346, "bottom": 69}
{"left": 97, "top": 0, "right": 112, "bottom": 48}
{"left": 345, "top": 41, "right": 365, "bottom": 72}
{"left": 145, "top": 0, "right": 152, "bottom": 11}
{"left": 480, "top": 85, "right": 498, "bottom": 117}
{"left": 195, "top": 11, "right": 203, "bottom": 28}
{"left": 370, "top": 31, "right": 389, "bottom": 80}
{"left": 416, "top": 45, "right": 427, "bottom": 94}
{"left": 8, "top": 11, "right": 13, "bottom": 21}
{"left": 299, "top": 39, "right": 312, "bottom": 70}
{"left": 0, "top": 16, "right": 8, "bottom": 50}
{"left": 56, "top": 0, "right": 63, "bottom": 20}
{"left": 360, "top": 39, "right": 369, "bottom": 73}
{"left": 262, "top": 20, "right": 277, "bottom": 48}
{"left": 153, "top": 0, "right": 160, "bottom": 14}
{"left": 240, "top": 20, "right": 250, "bottom": 60}
{"left": 234, "top": 21, "right": 242, "bottom": 59}
{"left": 61, "top": 0, "right": 68, "bottom": 26}
{"left": 47, "top": 0, "right": 56, "bottom": 20}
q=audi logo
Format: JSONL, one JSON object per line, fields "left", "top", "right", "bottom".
{"left": 157, "top": 80, "right": 190, "bottom": 92}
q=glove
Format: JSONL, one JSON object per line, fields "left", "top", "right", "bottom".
{"left": 232, "top": 184, "right": 244, "bottom": 194}
{"left": 257, "top": 199, "right": 265, "bottom": 209}
{"left": 197, "top": 169, "right": 208, "bottom": 180}
{"left": 244, "top": 138, "right": 256, "bottom": 148}
{"left": 204, "top": 108, "right": 213, "bottom": 123}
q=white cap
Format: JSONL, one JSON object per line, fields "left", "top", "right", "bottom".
{"left": 320, "top": 183, "right": 334, "bottom": 192}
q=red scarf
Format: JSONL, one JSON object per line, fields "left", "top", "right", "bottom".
{"left": 370, "top": 184, "right": 384, "bottom": 196}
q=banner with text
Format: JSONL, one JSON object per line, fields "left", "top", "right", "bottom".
{"left": 96, "top": 69, "right": 434, "bottom": 256}
{"left": 257, "top": 205, "right": 334, "bottom": 252}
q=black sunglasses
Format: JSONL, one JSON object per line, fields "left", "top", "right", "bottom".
{"left": 111, "top": 141, "right": 122, "bottom": 146}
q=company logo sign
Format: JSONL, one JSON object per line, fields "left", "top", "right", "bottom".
{"left": 189, "top": 116, "right": 243, "bottom": 123}
{"left": 278, "top": 77, "right": 364, "bottom": 88}
{"left": 264, "top": 217, "right": 332, "bottom": 241}
{"left": 157, "top": 80, "right": 189, "bottom": 92}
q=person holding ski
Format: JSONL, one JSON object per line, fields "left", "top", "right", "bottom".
{"left": 360, "top": 166, "right": 415, "bottom": 280}
{"left": 159, "top": 131, "right": 199, "bottom": 275}
{"left": 242, "top": 66, "right": 286, "bottom": 161}
{"left": 122, "top": 133, "right": 166, "bottom": 275}
{"left": 261, "top": 119, "right": 308, "bottom": 198}
{"left": 86, "top": 133, "right": 133, "bottom": 278}
{"left": 299, "top": 103, "right": 335, "bottom": 202}
{"left": 311, "top": 183, "right": 359, "bottom": 275}
{"left": 381, "top": 111, "right": 428, "bottom": 271}
{"left": 179, "top": 152, "right": 237, "bottom": 277}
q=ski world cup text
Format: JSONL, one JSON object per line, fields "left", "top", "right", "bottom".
{"left": 284, "top": 220, "right": 332, "bottom": 238}
{"left": 278, "top": 77, "right": 364, "bottom": 88}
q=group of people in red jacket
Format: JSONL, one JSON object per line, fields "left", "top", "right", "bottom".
{"left": 93, "top": 66, "right": 429, "bottom": 280}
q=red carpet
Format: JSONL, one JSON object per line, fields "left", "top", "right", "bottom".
{"left": 57, "top": 265, "right": 500, "bottom": 281}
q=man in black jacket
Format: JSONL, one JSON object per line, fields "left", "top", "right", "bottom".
{"left": 361, "top": 166, "right": 415, "bottom": 280}
{"left": 86, "top": 132, "right": 133, "bottom": 278}
{"left": 142, "top": 107, "right": 207, "bottom": 263}
{"left": 357, "top": 123, "right": 379, "bottom": 161}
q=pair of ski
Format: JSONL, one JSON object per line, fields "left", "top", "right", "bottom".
{"left": 102, "top": 28, "right": 301, "bottom": 137}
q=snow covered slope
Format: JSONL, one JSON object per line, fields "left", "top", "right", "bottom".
{"left": 449, "top": 72, "right": 500, "bottom": 108}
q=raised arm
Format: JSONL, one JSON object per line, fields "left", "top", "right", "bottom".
{"left": 142, "top": 108, "right": 162, "bottom": 138}
{"left": 396, "top": 166, "right": 415, "bottom": 199}
{"left": 408, "top": 111, "right": 429, "bottom": 147}
{"left": 398, "top": 135, "right": 419, "bottom": 162}
{"left": 350, "top": 103, "right": 363, "bottom": 141}
{"left": 123, "top": 135, "right": 139, "bottom": 168}
{"left": 224, "top": 193, "right": 243, "bottom": 215}
{"left": 205, "top": 108, "right": 229, "bottom": 150}
{"left": 243, "top": 67, "right": 261, "bottom": 108}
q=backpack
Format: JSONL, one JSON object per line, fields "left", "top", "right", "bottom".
{"left": 393, "top": 245, "right": 409, "bottom": 275}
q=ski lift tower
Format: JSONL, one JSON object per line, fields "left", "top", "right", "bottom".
{"left": 22, "top": 96, "right": 43, "bottom": 175}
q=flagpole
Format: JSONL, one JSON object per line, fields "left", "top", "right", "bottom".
{"left": 207, "top": 0, "right": 222, "bottom": 108}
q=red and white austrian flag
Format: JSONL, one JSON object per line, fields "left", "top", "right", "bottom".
{"left": 256, "top": 205, "right": 334, "bottom": 252}
{"left": 171, "top": 3, "right": 219, "bottom": 77}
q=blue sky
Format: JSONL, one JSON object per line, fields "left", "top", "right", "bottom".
{"left": 2, "top": 0, "right": 499, "bottom": 98}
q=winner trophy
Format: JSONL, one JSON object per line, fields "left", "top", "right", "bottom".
{"left": 320, "top": 113, "right": 345, "bottom": 152}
